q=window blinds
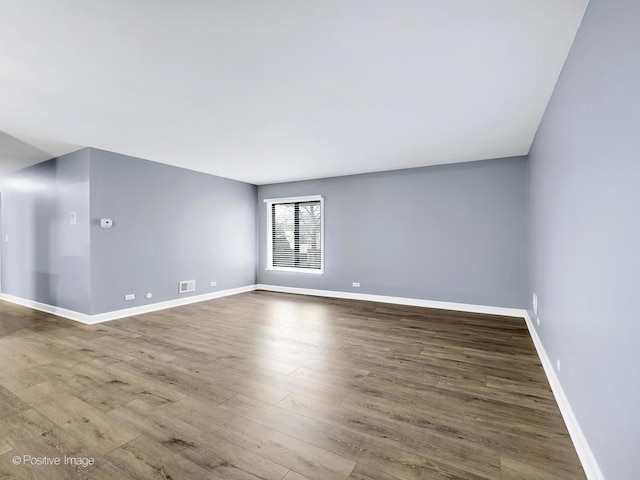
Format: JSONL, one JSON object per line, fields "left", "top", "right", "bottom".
{"left": 271, "top": 200, "right": 322, "bottom": 270}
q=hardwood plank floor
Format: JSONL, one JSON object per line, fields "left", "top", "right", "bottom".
{"left": 0, "top": 291, "right": 586, "bottom": 479}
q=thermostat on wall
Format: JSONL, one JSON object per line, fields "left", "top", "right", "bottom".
{"left": 100, "top": 218, "right": 113, "bottom": 228}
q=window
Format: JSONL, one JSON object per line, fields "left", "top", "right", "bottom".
{"left": 265, "top": 195, "right": 324, "bottom": 274}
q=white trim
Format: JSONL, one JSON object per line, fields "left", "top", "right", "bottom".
{"left": 265, "top": 266, "right": 323, "bottom": 275}
{"left": 0, "top": 285, "right": 257, "bottom": 325}
{"left": 263, "top": 195, "right": 322, "bottom": 204}
{"left": 89, "top": 285, "right": 256, "bottom": 323}
{"left": 523, "top": 311, "right": 605, "bottom": 480}
{"left": 255, "top": 284, "right": 525, "bottom": 318}
{"left": 1, "top": 285, "right": 524, "bottom": 323}
{"left": 0, "top": 293, "right": 93, "bottom": 323}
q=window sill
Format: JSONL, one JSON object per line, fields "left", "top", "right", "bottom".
{"left": 265, "top": 267, "right": 324, "bottom": 275}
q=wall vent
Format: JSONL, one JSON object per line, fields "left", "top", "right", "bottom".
{"left": 179, "top": 280, "right": 196, "bottom": 294}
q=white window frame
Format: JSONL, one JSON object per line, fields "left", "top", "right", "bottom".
{"left": 265, "top": 195, "right": 324, "bottom": 274}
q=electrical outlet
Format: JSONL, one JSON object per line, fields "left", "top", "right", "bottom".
{"left": 532, "top": 293, "right": 538, "bottom": 315}
{"left": 210, "top": 281, "right": 217, "bottom": 287}
{"left": 537, "top": 317, "right": 540, "bottom": 327}
{"left": 556, "top": 359, "right": 561, "bottom": 372}
{"left": 125, "top": 294, "right": 135, "bottom": 301}
{"left": 352, "top": 282, "right": 360, "bottom": 288}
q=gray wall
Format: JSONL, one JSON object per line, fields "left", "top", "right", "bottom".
{"left": 527, "top": 1, "right": 640, "bottom": 478}
{"left": 89, "top": 149, "right": 257, "bottom": 315}
{"left": 258, "top": 157, "right": 527, "bottom": 308}
{"left": 0, "top": 149, "right": 91, "bottom": 313}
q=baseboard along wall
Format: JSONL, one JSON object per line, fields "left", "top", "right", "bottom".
{"left": 522, "top": 311, "right": 605, "bottom": 480}
{"left": 0, "top": 285, "right": 256, "bottom": 325}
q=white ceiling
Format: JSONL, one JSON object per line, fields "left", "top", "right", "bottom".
{"left": 0, "top": 0, "right": 588, "bottom": 184}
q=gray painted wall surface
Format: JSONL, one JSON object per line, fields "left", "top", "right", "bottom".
{"left": 527, "top": 1, "right": 640, "bottom": 478}
{"left": 0, "top": 149, "right": 91, "bottom": 313}
{"left": 89, "top": 149, "right": 257, "bottom": 314}
{"left": 258, "top": 157, "right": 527, "bottom": 308}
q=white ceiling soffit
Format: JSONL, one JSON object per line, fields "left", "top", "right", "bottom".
{"left": 0, "top": 0, "right": 588, "bottom": 184}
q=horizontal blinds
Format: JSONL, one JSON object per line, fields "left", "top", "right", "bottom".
{"left": 271, "top": 201, "right": 322, "bottom": 269}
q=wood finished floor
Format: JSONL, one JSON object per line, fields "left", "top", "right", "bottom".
{"left": 0, "top": 291, "right": 586, "bottom": 480}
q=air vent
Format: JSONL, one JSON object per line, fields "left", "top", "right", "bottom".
{"left": 179, "top": 280, "right": 196, "bottom": 294}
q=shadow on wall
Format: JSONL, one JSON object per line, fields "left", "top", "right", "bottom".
{"left": 0, "top": 130, "right": 79, "bottom": 179}
{"left": 34, "top": 179, "right": 55, "bottom": 305}
{"left": 1, "top": 152, "right": 92, "bottom": 314}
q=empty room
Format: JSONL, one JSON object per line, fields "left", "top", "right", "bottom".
{"left": 0, "top": 1, "right": 637, "bottom": 479}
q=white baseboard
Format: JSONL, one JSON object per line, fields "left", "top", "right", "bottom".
{"left": 0, "top": 285, "right": 257, "bottom": 325}
{"left": 0, "top": 293, "right": 93, "bottom": 323}
{"left": 255, "top": 284, "right": 525, "bottom": 318}
{"left": 523, "top": 311, "right": 605, "bottom": 480}
{"left": 1, "top": 284, "right": 524, "bottom": 324}
{"left": 88, "top": 285, "right": 257, "bottom": 324}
